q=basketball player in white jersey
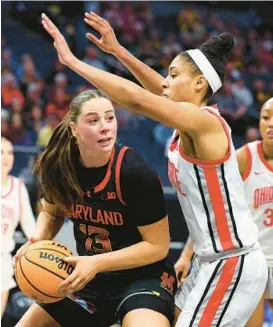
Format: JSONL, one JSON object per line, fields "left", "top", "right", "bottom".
{"left": 41, "top": 13, "right": 268, "bottom": 326}
{"left": 1, "top": 137, "right": 36, "bottom": 317}
{"left": 236, "top": 98, "right": 273, "bottom": 327}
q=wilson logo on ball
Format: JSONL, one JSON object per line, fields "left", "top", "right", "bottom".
{"left": 39, "top": 252, "right": 74, "bottom": 274}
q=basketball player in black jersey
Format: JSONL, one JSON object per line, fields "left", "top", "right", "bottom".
{"left": 14, "top": 90, "right": 176, "bottom": 327}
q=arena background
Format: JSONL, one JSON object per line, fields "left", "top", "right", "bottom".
{"left": 1, "top": 1, "right": 273, "bottom": 325}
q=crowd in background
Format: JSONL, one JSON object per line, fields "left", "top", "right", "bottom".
{"left": 1, "top": 1, "right": 273, "bottom": 152}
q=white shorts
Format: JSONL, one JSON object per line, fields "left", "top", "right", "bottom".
{"left": 265, "top": 265, "right": 273, "bottom": 299}
{"left": 175, "top": 248, "right": 268, "bottom": 327}
{"left": 1, "top": 252, "right": 16, "bottom": 292}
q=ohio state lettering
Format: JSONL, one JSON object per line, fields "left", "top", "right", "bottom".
{"left": 253, "top": 186, "right": 273, "bottom": 209}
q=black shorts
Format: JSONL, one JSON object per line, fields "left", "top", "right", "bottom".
{"left": 39, "top": 272, "right": 176, "bottom": 327}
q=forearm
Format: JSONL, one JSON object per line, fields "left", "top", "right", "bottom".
{"left": 97, "top": 241, "right": 168, "bottom": 272}
{"left": 180, "top": 236, "right": 194, "bottom": 260}
{"left": 34, "top": 211, "right": 65, "bottom": 240}
{"left": 114, "top": 46, "right": 164, "bottom": 95}
{"left": 69, "top": 58, "right": 146, "bottom": 112}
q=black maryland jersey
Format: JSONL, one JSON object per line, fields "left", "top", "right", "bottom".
{"left": 66, "top": 144, "right": 169, "bottom": 283}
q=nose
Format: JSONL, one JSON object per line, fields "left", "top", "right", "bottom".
{"left": 99, "top": 119, "right": 110, "bottom": 133}
{"left": 269, "top": 116, "right": 273, "bottom": 127}
{"left": 161, "top": 76, "right": 169, "bottom": 89}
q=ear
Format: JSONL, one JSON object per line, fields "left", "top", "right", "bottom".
{"left": 195, "top": 75, "right": 207, "bottom": 92}
{"left": 69, "top": 122, "right": 77, "bottom": 138}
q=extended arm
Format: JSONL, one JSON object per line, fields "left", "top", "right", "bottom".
{"left": 84, "top": 12, "right": 164, "bottom": 95}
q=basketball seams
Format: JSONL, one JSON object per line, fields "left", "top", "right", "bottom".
{"left": 18, "top": 254, "right": 64, "bottom": 300}
{"left": 23, "top": 249, "right": 69, "bottom": 281}
{"left": 25, "top": 246, "right": 71, "bottom": 257}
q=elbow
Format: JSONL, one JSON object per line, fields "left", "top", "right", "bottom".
{"left": 155, "top": 241, "right": 170, "bottom": 261}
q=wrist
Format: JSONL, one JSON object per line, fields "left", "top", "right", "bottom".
{"left": 93, "top": 254, "right": 107, "bottom": 273}
{"left": 114, "top": 45, "right": 126, "bottom": 59}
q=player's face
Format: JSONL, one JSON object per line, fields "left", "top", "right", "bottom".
{"left": 259, "top": 101, "right": 273, "bottom": 145}
{"left": 71, "top": 98, "right": 117, "bottom": 154}
{"left": 1, "top": 138, "right": 14, "bottom": 176}
{"left": 161, "top": 56, "right": 201, "bottom": 102}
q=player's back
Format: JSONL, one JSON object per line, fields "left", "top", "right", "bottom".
{"left": 243, "top": 140, "right": 273, "bottom": 265}
{"left": 1, "top": 175, "right": 22, "bottom": 253}
{"left": 168, "top": 107, "right": 259, "bottom": 261}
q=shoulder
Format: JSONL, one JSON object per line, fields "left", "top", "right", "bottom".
{"left": 236, "top": 143, "right": 252, "bottom": 180}
{"left": 120, "top": 147, "right": 160, "bottom": 182}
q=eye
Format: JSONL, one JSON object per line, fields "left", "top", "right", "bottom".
{"left": 88, "top": 119, "right": 98, "bottom": 124}
{"left": 106, "top": 116, "right": 114, "bottom": 121}
{"left": 170, "top": 74, "right": 177, "bottom": 78}
{"left": 262, "top": 116, "right": 269, "bottom": 120}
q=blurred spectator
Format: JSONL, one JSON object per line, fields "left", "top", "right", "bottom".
{"left": 23, "top": 82, "right": 45, "bottom": 119}
{"left": 1, "top": 48, "right": 17, "bottom": 72}
{"left": 10, "top": 97, "right": 24, "bottom": 115}
{"left": 231, "top": 77, "right": 253, "bottom": 107}
{"left": 37, "top": 113, "right": 59, "bottom": 148}
{"left": 27, "top": 105, "right": 46, "bottom": 144}
{"left": 45, "top": 59, "right": 67, "bottom": 84}
{"left": 1, "top": 73, "right": 25, "bottom": 108}
{"left": 82, "top": 46, "right": 108, "bottom": 72}
{"left": 245, "top": 126, "right": 260, "bottom": 143}
{"left": 19, "top": 58, "right": 41, "bottom": 96}
{"left": 47, "top": 72, "right": 71, "bottom": 102}
{"left": 252, "top": 79, "right": 272, "bottom": 108}
{"left": 1, "top": 109, "right": 10, "bottom": 138}
{"left": 45, "top": 88, "right": 70, "bottom": 122}
{"left": 214, "top": 82, "right": 248, "bottom": 134}
{"left": 8, "top": 113, "right": 33, "bottom": 146}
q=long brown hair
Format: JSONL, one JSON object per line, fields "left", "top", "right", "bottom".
{"left": 34, "top": 89, "right": 109, "bottom": 209}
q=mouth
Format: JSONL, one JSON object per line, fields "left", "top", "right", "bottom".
{"left": 98, "top": 137, "right": 112, "bottom": 145}
{"left": 267, "top": 130, "right": 273, "bottom": 137}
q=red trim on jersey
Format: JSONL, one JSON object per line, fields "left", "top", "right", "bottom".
{"left": 115, "top": 146, "right": 129, "bottom": 205}
{"left": 2, "top": 176, "right": 14, "bottom": 199}
{"left": 203, "top": 166, "right": 236, "bottom": 251}
{"left": 242, "top": 144, "right": 252, "bottom": 181}
{"left": 169, "top": 130, "right": 179, "bottom": 152}
{"left": 178, "top": 108, "right": 231, "bottom": 166}
{"left": 94, "top": 148, "right": 115, "bottom": 193}
{"left": 257, "top": 141, "right": 273, "bottom": 173}
{"left": 198, "top": 256, "right": 239, "bottom": 327}
{"left": 19, "top": 180, "right": 23, "bottom": 219}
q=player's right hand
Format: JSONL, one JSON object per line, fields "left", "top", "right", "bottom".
{"left": 12, "top": 237, "right": 39, "bottom": 267}
{"left": 174, "top": 256, "right": 191, "bottom": 286}
{"left": 84, "top": 12, "right": 121, "bottom": 56}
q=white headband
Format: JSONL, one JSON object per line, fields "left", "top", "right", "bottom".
{"left": 186, "top": 49, "right": 222, "bottom": 93}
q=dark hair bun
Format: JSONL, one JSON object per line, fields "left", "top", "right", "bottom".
{"left": 200, "top": 32, "right": 234, "bottom": 60}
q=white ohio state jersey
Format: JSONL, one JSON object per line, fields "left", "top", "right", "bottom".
{"left": 168, "top": 107, "right": 258, "bottom": 260}
{"left": 1, "top": 176, "right": 36, "bottom": 253}
{"left": 243, "top": 141, "right": 273, "bottom": 265}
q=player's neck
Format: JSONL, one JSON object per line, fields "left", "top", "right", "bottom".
{"left": 262, "top": 142, "right": 273, "bottom": 159}
{"left": 1, "top": 174, "right": 10, "bottom": 186}
{"left": 79, "top": 150, "right": 111, "bottom": 168}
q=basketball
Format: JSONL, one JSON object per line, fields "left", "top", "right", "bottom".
{"left": 15, "top": 240, "right": 74, "bottom": 303}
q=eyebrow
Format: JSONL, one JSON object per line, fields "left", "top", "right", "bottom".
{"left": 84, "top": 110, "right": 114, "bottom": 117}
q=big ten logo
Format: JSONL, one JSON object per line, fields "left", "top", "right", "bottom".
{"left": 39, "top": 252, "right": 74, "bottom": 275}
{"left": 168, "top": 161, "right": 187, "bottom": 197}
{"left": 160, "top": 272, "right": 176, "bottom": 296}
{"left": 101, "top": 192, "right": 116, "bottom": 200}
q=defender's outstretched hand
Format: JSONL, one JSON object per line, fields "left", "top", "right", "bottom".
{"left": 84, "top": 12, "right": 121, "bottom": 55}
{"left": 41, "top": 13, "right": 76, "bottom": 66}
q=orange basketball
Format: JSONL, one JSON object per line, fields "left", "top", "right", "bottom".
{"left": 15, "top": 240, "right": 74, "bottom": 303}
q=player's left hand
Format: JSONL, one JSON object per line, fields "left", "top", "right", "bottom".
{"left": 41, "top": 13, "right": 76, "bottom": 67}
{"left": 58, "top": 256, "right": 102, "bottom": 295}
